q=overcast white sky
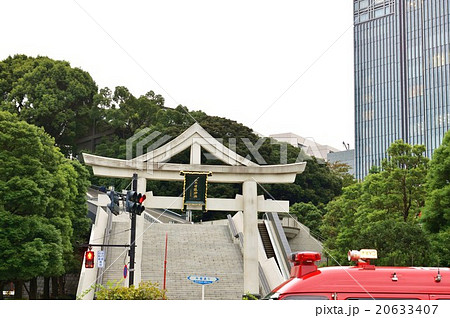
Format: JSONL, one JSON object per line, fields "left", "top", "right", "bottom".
{"left": 1, "top": 0, "right": 354, "bottom": 150}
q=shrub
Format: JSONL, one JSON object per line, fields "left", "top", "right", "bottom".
{"left": 93, "top": 280, "right": 167, "bottom": 300}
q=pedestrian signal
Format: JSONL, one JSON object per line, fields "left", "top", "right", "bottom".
{"left": 85, "top": 250, "right": 94, "bottom": 268}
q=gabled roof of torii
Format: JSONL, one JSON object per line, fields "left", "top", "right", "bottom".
{"left": 83, "top": 122, "right": 306, "bottom": 183}
{"left": 133, "top": 122, "right": 258, "bottom": 166}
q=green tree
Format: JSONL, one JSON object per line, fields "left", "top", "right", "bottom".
{"left": 0, "top": 210, "right": 64, "bottom": 299}
{"left": 0, "top": 54, "right": 98, "bottom": 155}
{"left": 422, "top": 130, "right": 450, "bottom": 266}
{"left": 290, "top": 202, "right": 324, "bottom": 236}
{"left": 321, "top": 140, "right": 431, "bottom": 266}
{"left": 328, "top": 161, "right": 355, "bottom": 187}
{"left": 0, "top": 111, "right": 91, "bottom": 298}
{"left": 380, "top": 140, "right": 429, "bottom": 221}
{"left": 320, "top": 183, "right": 362, "bottom": 264}
{"left": 361, "top": 220, "right": 430, "bottom": 266}
{"left": 267, "top": 158, "right": 343, "bottom": 206}
{"left": 99, "top": 86, "right": 165, "bottom": 138}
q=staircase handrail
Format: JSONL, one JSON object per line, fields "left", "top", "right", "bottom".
{"left": 266, "top": 212, "right": 292, "bottom": 273}
{"left": 227, "top": 214, "right": 271, "bottom": 296}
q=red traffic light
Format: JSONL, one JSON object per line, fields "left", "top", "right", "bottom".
{"left": 138, "top": 194, "right": 146, "bottom": 204}
{"left": 85, "top": 251, "right": 94, "bottom": 268}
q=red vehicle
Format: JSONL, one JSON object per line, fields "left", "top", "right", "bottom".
{"left": 264, "top": 249, "right": 450, "bottom": 300}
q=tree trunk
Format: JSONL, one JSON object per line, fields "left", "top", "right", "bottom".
{"left": 13, "top": 280, "right": 23, "bottom": 300}
{"left": 23, "top": 280, "right": 30, "bottom": 299}
{"left": 58, "top": 276, "right": 65, "bottom": 297}
{"left": 43, "top": 277, "right": 50, "bottom": 299}
{"left": 51, "top": 276, "right": 59, "bottom": 299}
{"left": 402, "top": 176, "right": 408, "bottom": 221}
{"left": 29, "top": 277, "right": 38, "bottom": 300}
{"left": 0, "top": 281, "right": 4, "bottom": 300}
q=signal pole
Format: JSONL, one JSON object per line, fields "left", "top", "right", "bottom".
{"left": 129, "top": 173, "right": 138, "bottom": 287}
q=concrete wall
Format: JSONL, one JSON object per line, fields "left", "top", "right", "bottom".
{"left": 287, "top": 222, "right": 326, "bottom": 265}
{"left": 76, "top": 194, "right": 110, "bottom": 299}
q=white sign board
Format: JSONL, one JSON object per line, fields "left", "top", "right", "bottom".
{"left": 187, "top": 275, "right": 219, "bottom": 285}
{"left": 97, "top": 251, "right": 105, "bottom": 268}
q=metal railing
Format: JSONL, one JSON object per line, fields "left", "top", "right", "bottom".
{"left": 227, "top": 214, "right": 271, "bottom": 296}
{"left": 266, "top": 212, "right": 292, "bottom": 273}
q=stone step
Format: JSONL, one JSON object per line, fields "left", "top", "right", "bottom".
{"left": 141, "top": 223, "right": 243, "bottom": 300}
{"left": 102, "top": 221, "right": 244, "bottom": 300}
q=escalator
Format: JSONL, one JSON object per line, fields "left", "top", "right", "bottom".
{"left": 228, "top": 212, "right": 293, "bottom": 296}
{"left": 258, "top": 223, "right": 277, "bottom": 266}
{"left": 259, "top": 214, "right": 292, "bottom": 280}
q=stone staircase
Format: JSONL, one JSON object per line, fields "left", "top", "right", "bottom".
{"left": 101, "top": 219, "right": 244, "bottom": 300}
{"left": 141, "top": 223, "right": 244, "bottom": 300}
{"left": 100, "top": 218, "right": 130, "bottom": 285}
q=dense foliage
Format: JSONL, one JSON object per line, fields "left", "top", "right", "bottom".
{"left": 0, "top": 111, "right": 91, "bottom": 298}
{"left": 422, "top": 130, "right": 450, "bottom": 266}
{"left": 0, "top": 55, "right": 98, "bottom": 155}
{"left": 321, "top": 140, "right": 432, "bottom": 266}
{"left": 289, "top": 202, "right": 325, "bottom": 237}
{"left": 94, "top": 281, "right": 167, "bottom": 300}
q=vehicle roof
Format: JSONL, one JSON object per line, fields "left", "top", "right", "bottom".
{"left": 274, "top": 266, "right": 450, "bottom": 295}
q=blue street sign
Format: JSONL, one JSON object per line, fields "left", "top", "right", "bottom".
{"left": 123, "top": 265, "right": 128, "bottom": 279}
{"left": 187, "top": 275, "right": 219, "bottom": 285}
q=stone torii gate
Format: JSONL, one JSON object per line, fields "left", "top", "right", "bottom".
{"left": 83, "top": 123, "right": 306, "bottom": 295}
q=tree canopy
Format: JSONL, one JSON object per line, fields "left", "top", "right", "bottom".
{"left": 380, "top": 140, "right": 429, "bottom": 221}
{"left": 321, "top": 140, "right": 431, "bottom": 266}
{"left": 0, "top": 111, "right": 91, "bottom": 295}
{"left": 0, "top": 54, "right": 98, "bottom": 155}
{"left": 289, "top": 202, "right": 325, "bottom": 236}
{"left": 422, "top": 130, "right": 450, "bottom": 266}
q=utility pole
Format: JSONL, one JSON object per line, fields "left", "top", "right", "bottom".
{"left": 129, "top": 173, "right": 138, "bottom": 287}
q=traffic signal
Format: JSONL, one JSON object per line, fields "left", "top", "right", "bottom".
{"left": 107, "top": 190, "right": 120, "bottom": 215}
{"left": 136, "top": 193, "right": 146, "bottom": 215}
{"left": 126, "top": 191, "right": 146, "bottom": 215}
{"left": 126, "top": 190, "right": 136, "bottom": 212}
{"left": 85, "top": 250, "right": 94, "bottom": 268}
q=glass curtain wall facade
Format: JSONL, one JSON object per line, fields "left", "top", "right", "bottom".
{"left": 354, "top": 0, "right": 450, "bottom": 179}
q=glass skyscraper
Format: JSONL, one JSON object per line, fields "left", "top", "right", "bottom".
{"left": 354, "top": 0, "right": 450, "bottom": 179}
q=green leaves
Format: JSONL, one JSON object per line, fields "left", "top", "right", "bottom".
{"left": 0, "top": 111, "right": 91, "bottom": 281}
{"left": 0, "top": 211, "right": 64, "bottom": 281}
{"left": 422, "top": 130, "right": 450, "bottom": 266}
{"left": 321, "top": 141, "right": 431, "bottom": 266}
{"left": 422, "top": 131, "right": 450, "bottom": 232}
{"left": 290, "top": 202, "right": 325, "bottom": 236}
{"left": 378, "top": 140, "right": 429, "bottom": 221}
{"left": 360, "top": 220, "right": 430, "bottom": 266}
{"left": 92, "top": 280, "right": 167, "bottom": 300}
{"left": 0, "top": 54, "right": 98, "bottom": 155}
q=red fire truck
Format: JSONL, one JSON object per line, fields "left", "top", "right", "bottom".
{"left": 264, "top": 249, "right": 450, "bottom": 300}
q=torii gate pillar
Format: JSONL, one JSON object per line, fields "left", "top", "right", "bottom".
{"left": 243, "top": 180, "right": 258, "bottom": 295}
